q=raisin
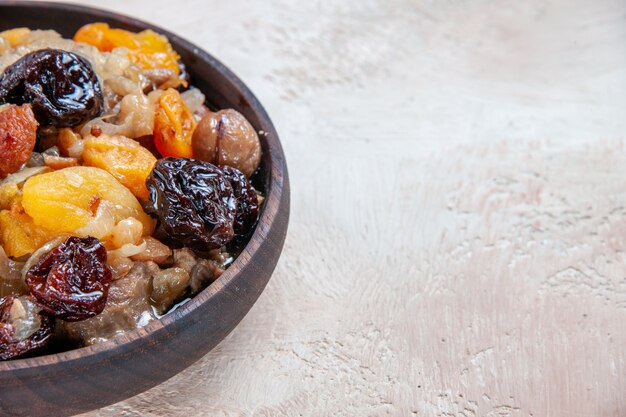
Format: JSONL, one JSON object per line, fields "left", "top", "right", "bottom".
{"left": 0, "top": 104, "right": 38, "bottom": 178}
{"left": 219, "top": 165, "right": 259, "bottom": 236}
{"left": 25, "top": 236, "right": 112, "bottom": 321}
{"left": 146, "top": 158, "right": 236, "bottom": 251}
{"left": 0, "top": 49, "right": 104, "bottom": 127}
{"left": 0, "top": 295, "right": 53, "bottom": 360}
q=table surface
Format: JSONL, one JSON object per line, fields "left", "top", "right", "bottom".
{"left": 40, "top": 0, "right": 626, "bottom": 415}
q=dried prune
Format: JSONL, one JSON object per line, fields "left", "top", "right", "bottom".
{"left": 0, "top": 49, "right": 104, "bottom": 127}
{"left": 0, "top": 295, "right": 53, "bottom": 360}
{"left": 25, "top": 236, "right": 112, "bottom": 321}
{"left": 219, "top": 165, "right": 259, "bottom": 236}
{"left": 0, "top": 104, "right": 38, "bottom": 178}
{"left": 146, "top": 158, "right": 236, "bottom": 251}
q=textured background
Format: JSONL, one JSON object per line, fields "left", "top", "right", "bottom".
{"left": 43, "top": 0, "right": 626, "bottom": 415}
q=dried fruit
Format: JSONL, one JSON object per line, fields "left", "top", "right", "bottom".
{"left": 146, "top": 158, "right": 236, "bottom": 251}
{"left": 0, "top": 28, "right": 31, "bottom": 47}
{"left": 0, "top": 295, "right": 53, "bottom": 360}
{"left": 0, "top": 49, "right": 103, "bottom": 127}
{"left": 0, "top": 209, "right": 56, "bottom": 258}
{"left": 192, "top": 109, "right": 261, "bottom": 177}
{"left": 82, "top": 134, "right": 157, "bottom": 199}
{"left": 56, "top": 128, "right": 84, "bottom": 159}
{"left": 74, "top": 23, "right": 181, "bottom": 75}
{"left": 21, "top": 166, "right": 154, "bottom": 235}
{"left": 58, "top": 261, "right": 155, "bottom": 346}
{"left": 25, "top": 236, "right": 112, "bottom": 321}
{"left": 154, "top": 88, "right": 196, "bottom": 158}
{"left": 219, "top": 165, "right": 259, "bottom": 236}
{"left": 0, "top": 104, "right": 38, "bottom": 179}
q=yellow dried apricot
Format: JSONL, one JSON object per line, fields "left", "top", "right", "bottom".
{"left": 0, "top": 183, "right": 19, "bottom": 211}
{"left": 82, "top": 134, "right": 157, "bottom": 200}
{"left": 153, "top": 88, "right": 196, "bottom": 158}
{"left": 0, "top": 209, "right": 55, "bottom": 258}
{"left": 21, "top": 167, "right": 154, "bottom": 235}
{"left": 132, "top": 30, "right": 181, "bottom": 75}
{"left": 74, "top": 23, "right": 181, "bottom": 75}
{"left": 0, "top": 28, "right": 31, "bottom": 47}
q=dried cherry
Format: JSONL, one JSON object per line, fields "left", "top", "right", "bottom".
{"left": 0, "top": 49, "right": 104, "bottom": 127}
{"left": 219, "top": 165, "right": 259, "bottom": 236}
{"left": 25, "top": 236, "right": 112, "bottom": 321}
{"left": 0, "top": 296, "right": 53, "bottom": 360}
{"left": 146, "top": 158, "right": 236, "bottom": 251}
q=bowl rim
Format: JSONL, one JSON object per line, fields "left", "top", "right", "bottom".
{"left": 0, "top": 0, "right": 286, "bottom": 371}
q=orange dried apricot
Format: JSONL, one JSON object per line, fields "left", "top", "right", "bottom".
{"left": 74, "top": 23, "right": 181, "bottom": 75}
{"left": 73, "top": 23, "right": 136, "bottom": 52}
{"left": 56, "top": 128, "right": 84, "bottom": 158}
{"left": 82, "top": 134, "right": 157, "bottom": 200}
{"left": 153, "top": 88, "right": 197, "bottom": 158}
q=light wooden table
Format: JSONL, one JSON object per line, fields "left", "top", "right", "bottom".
{"left": 45, "top": 0, "right": 626, "bottom": 415}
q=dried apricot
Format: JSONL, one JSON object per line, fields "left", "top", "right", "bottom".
{"left": 0, "top": 183, "right": 19, "bottom": 211}
{"left": 21, "top": 166, "right": 154, "bottom": 235}
{"left": 57, "top": 128, "right": 84, "bottom": 158}
{"left": 0, "top": 104, "right": 38, "bottom": 179}
{"left": 82, "top": 134, "right": 157, "bottom": 200}
{"left": 74, "top": 23, "right": 181, "bottom": 75}
{"left": 74, "top": 23, "right": 136, "bottom": 52}
{"left": 0, "top": 209, "right": 56, "bottom": 258}
{"left": 0, "top": 28, "right": 30, "bottom": 47}
{"left": 153, "top": 89, "right": 196, "bottom": 158}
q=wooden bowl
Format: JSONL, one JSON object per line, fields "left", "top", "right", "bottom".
{"left": 0, "top": 2, "right": 290, "bottom": 416}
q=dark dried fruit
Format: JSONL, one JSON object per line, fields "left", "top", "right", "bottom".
{"left": 0, "top": 295, "right": 53, "bottom": 360}
{"left": 0, "top": 49, "right": 104, "bottom": 127}
{"left": 219, "top": 165, "right": 259, "bottom": 236}
{"left": 146, "top": 157, "right": 236, "bottom": 251}
{"left": 25, "top": 236, "right": 112, "bottom": 321}
{"left": 0, "top": 104, "right": 38, "bottom": 178}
